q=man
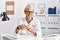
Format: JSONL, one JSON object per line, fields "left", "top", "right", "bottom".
{"left": 16, "top": 4, "right": 42, "bottom": 36}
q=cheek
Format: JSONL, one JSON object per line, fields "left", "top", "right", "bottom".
{"left": 25, "top": 14, "right": 29, "bottom": 17}
{"left": 26, "top": 13, "right": 30, "bottom": 15}
{"left": 31, "top": 14, "right": 33, "bottom": 16}
{"left": 25, "top": 13, "right": 28, "bottom": 15}
{"left": 29, "top": 14, "right": 32, "bottom": 16}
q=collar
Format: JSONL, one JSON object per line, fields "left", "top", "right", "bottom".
{"left": 26, "top": 17, "right": 33, "bottom": 24}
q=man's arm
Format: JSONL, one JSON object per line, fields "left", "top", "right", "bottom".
{"left": 34, "top": 20, "right": 42, "bottom": 37}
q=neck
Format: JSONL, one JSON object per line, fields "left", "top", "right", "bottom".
{"left": 26, "top": 17, "right": 32, "bottom": 22}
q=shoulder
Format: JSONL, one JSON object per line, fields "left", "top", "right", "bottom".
{"left": 20, "top": 17, "right": 26, "bottom": 21}
{"left": 33, "top": 17, "right": 40, "bottom": 22}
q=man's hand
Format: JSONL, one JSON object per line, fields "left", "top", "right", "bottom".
{"left": 19, "top": 24, "right": 27, "bottom": 30}
{"left": 16, "top": 24, "right": 37, "bottom": 36}
{"left": 26, "top": 24, "right": 35, "bottom": 30}
{"left": 25, "top": 24, "right": 37, "bottom": 36}
{"left": 16, "top": 24, "right": 27, "bottom": 34}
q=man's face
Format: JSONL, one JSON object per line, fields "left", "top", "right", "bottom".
{"left": 25, "top": 8, "right": 34, "bottom": 18}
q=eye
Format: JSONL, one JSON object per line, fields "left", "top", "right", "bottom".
{"left": 25, "top": 11, "right": 34, "bottom": 13}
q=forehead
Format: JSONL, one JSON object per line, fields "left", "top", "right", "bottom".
{"left": 26, "top": 7, "right": 34, "bottom": 11}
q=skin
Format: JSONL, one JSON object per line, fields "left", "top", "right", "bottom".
{"left": 16, "top": 5, "right": 37, "bottom": 36}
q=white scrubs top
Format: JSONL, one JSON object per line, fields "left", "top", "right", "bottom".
{"left": 17, "top": 17, "right": 42, "bottom": 37}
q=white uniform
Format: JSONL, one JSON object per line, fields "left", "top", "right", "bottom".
{"left": 17, "top": 17, "right": 42, "bottom": 37}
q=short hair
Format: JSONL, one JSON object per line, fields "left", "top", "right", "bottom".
{"left": 24, "top": 4, "right": 34, "bottom": 11}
